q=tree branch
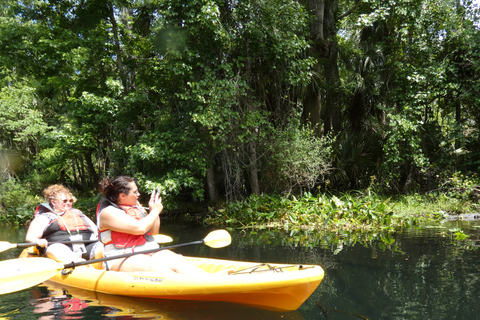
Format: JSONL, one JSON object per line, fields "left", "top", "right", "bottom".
{"left": 338, "top": 0, "right": 362, "bottom": 20}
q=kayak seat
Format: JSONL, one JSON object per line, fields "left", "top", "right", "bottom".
{"left": 19, "top": 246, "right": 40, "bottom": 258}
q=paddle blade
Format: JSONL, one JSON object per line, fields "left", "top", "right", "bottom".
{"left": 203, "top": 229, "right": 231, "bottom": 248}
{"left": 0, "top": 241, "right": 17, "bottom": 253}
{"left": 153, "top": 234, "right": 173, "bottom": 244}
{"left": 0, "top": 258, "right": 63, "bottom": 294}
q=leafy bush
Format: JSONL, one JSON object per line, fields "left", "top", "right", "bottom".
{"left": 436, "top": 172, "right": 480, "bottom": 202}
{"left": 0, "top": 178, "right": 42, "bottom": 225}
{"left": 264, "top": 117, "right": 334, "bottom": 194}
{"left": 134, "top": 170, "right": 205, "bottom": 210}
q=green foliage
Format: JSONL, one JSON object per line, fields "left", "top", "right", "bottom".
{"left": 205, "top": 185, "right": 480, "bottom": 240}
{"left": 232, "top": 228, "right": 401, "bottom": 255}
{"left": 383, "top": 190, "right": 479, "bottom": 219}
{"left": 0, "top": 81, "right": 52, "bottom": 179}
{"left": 265, "top": 117, "right": 334, "bottom": 194}
{"left": 338, "top": 0, "right": 480, "bottom": 192}
{"left": 206, "top": 191, "right": 418, "bottom": 233}
{"left": 74, "top": 195, "right": 102, "bottom": 221}
{"left": 329, "top": 132, "right": 382, "bottom": 190}
{"left": 134, "top": 170, "right": 205, "bottom": 210}
{"left": 123, "top": 113, "right": 208, "bottom": 207}
{"left": 185, "top": 66, "right": 262, "bottom": 146}
{"left": 434, "top": 172, "right": 480, "bottom": 204}
{"left": 0, "top": 178, "right": 42, "bottom": 225}
{"left": 0, "top": 84, "right": 49, "bottom": 145}
{"left": 0, "top": 0, "right": 480, "bottom": 221}
{"left": 453, "top": 229, "right": 469, "bottom": 241}
{"left": 381, "top": 113, "right": 430, "bottom": 190}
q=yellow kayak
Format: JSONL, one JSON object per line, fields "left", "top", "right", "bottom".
{"left": 20, "top": 249, "right": 324, "bottom": 311}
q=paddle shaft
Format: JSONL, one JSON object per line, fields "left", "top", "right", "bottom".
{"left": 63, "top": 239, "right": 205, "bottom": 268}
{"left": 16, "top": 240, "right": 98, "bottom": 248}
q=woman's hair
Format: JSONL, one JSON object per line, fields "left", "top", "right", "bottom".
{"left": 43, "top": 184, "right": 76, "bottom": 204}
{"left": 99, "top": 176, "right": 134, "bottom": 203}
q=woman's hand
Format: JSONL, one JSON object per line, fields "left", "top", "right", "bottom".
{"left": 36, "top": 239, "right": 48, "bottom": 248}
{"left": 149, "top": 189, "right": 163, "bottom": 214}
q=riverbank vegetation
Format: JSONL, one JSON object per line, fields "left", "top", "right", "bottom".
{"left": 1, "top": 0, "right": 479, "bottom": 232}
{"left": 2, "top": 171, "right": 479, "bottom": 234}
{"left": 204, "top": 172, "right": 480, "bottom": 230}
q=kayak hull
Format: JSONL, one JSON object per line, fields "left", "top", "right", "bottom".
{"left": 21, "top": 251, "right": 324, "bottom": 311}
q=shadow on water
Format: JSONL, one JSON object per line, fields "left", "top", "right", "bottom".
{"left": 1, "top": 218, "right": 480, "bottom": 319}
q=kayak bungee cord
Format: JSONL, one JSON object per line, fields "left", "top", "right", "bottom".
{"left": 228, "top": 263, "right": 315, "bottom": 275}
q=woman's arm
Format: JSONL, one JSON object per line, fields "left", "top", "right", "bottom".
{"left": 148, "top": 190, "right": 163, "bottom": 235}
{"left": 100, "top": 190, "right": 163, "bottom": 235}
{"left": 25, "top": 216, "right": 49, "bottom": 247}
{"left": 151, "top": 216, "right": 160, "bottom": 234}
{"left": 100, "top": 206, "right": 160, "bottom": 235}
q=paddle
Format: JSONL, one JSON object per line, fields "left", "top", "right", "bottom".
{"left": 0, "top": 229, "right": 231, "bottom": 295}
{"left": 0, "top": 234, "right": 173, "bottom": 253}
{"left": 152, "top": 234, "right": 174, "bottom": 243}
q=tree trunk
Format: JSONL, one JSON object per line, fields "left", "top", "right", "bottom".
{"left": 244, "top": 38, "right": 260, "bottom": 195}
{"left": 304, "top": 0, "right": 325, "bottom": 135}
{"left": 455, "top": 98, "right": 461, "bottom": 150}
{"left": 79, "top": 158, "right": 86, "bottom": 188}
{"left": 71, "top": 159, "right": 78, "bottom": 185}
{"left": 322, "top": 0, "right": 341, "bottom": 134}
{"left": 305, "top": 0, "right": 342, "bottom": 135}
{"left": 206, "top": 166, "right": 219, "bottom": 203}
{"left": 248, "top": 141, "right": 260, "bottom": 195}
{"left": 84, "top": 151, "right": 98, "bottom": 189}
{"left": 302, "top": 62, "right": 323, "bottom": 135}
{"left": 107, "top": 2, "right": 127, "bottom": 92}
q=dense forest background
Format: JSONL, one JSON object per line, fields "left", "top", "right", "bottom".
{"left": 1, "top": 0, "right": 479, "bottom": 212}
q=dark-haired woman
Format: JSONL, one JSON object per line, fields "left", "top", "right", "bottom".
{"left": 97, "top": 176, "right": 208, "bottom": 274}
{"left": 26, "top": 184, "right": 98, "bottom": 262}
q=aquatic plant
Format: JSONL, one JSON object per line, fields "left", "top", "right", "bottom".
{"left": 204, "top": 185, "right": 480, "bottom": 236}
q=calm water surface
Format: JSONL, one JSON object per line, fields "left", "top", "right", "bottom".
{"left": 1, "top": 218, "right": 479, "bottom": 320}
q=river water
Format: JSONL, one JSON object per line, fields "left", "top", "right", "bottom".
{"left": 1, "top": 218, "right": 479, "bottom": 320}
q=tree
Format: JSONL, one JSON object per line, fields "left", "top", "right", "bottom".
{"left": 336, "top": 0, "right": 480, "bottom": 191}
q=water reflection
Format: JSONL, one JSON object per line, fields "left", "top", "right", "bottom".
{"left": 32, "top": 286, "right": 90, "bottom": 319}
{"left": 1, "top": 220, "right": 480, "bottom": 319}
{"left": 304, "top": 220, "right": 480, "bottom": 320}
{"left": 30, "top": 281, "right": 305, "bottom": 320}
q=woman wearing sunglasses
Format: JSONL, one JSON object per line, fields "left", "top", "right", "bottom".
{"left": 25, "top": 184, "right": 98, "bottom": 262}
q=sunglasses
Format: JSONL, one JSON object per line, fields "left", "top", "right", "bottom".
{"left": 59, "top": 199, "right": 74, "bottom": 204}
